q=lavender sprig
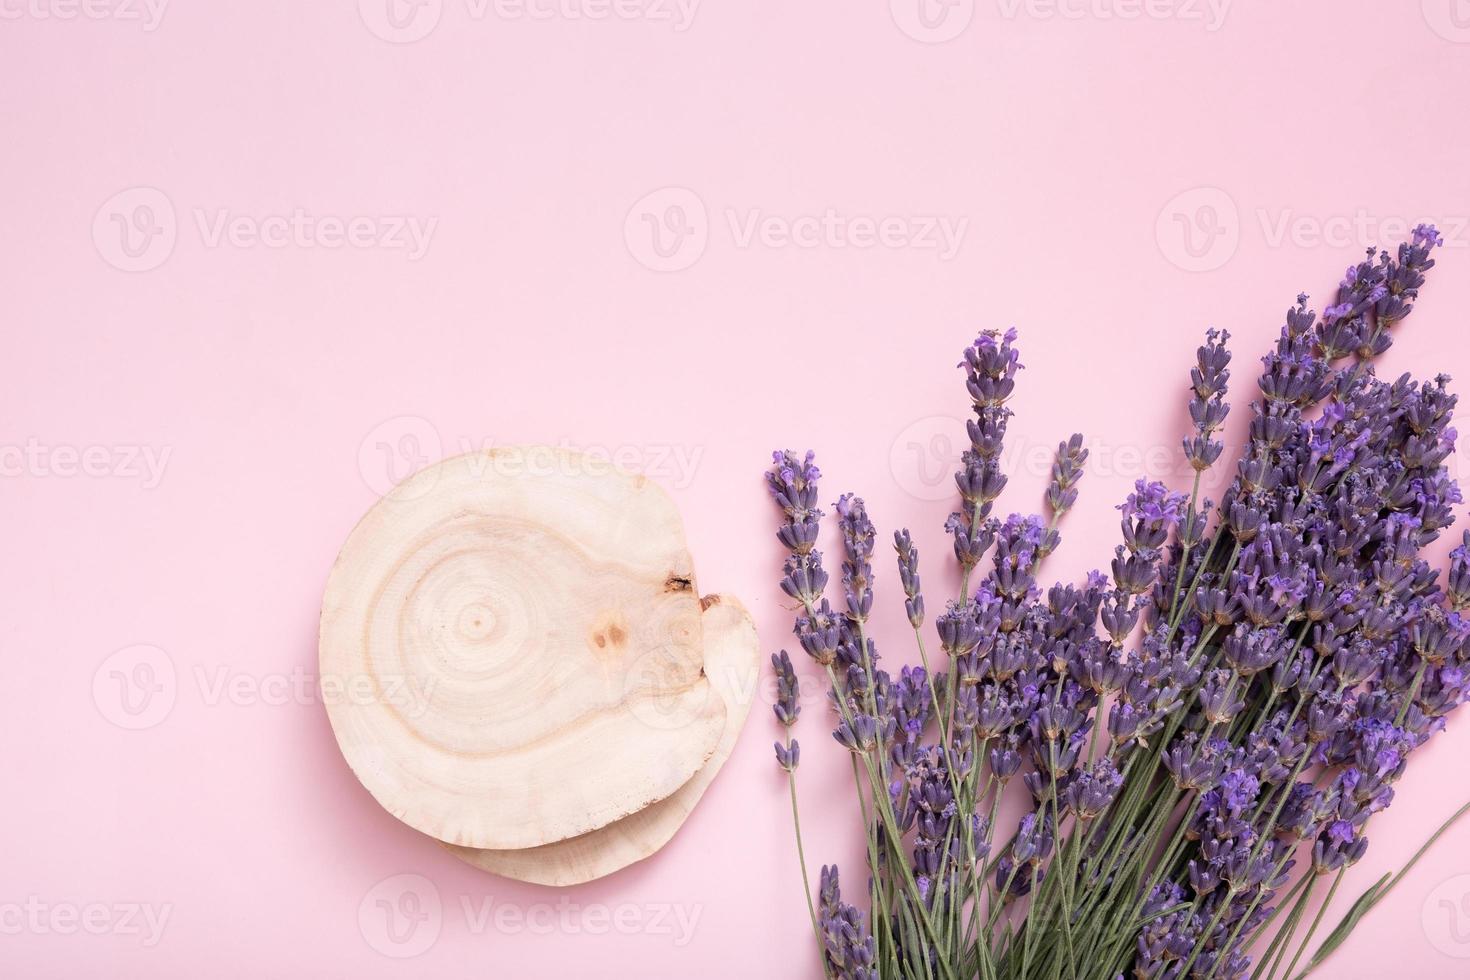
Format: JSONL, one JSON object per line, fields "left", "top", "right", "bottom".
{"left": 762, "top": 227, "right": 1462, "bottom": 980}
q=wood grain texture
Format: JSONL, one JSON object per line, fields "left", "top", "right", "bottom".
{"left": 442, "top": 594, "right": 759, "bottom": 885}
{"left": 319, "top": 447, "right": 726, "bottom": 850}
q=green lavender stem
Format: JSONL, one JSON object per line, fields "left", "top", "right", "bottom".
{"left": 787, "top": 771, "right": 832, "bottom": 980}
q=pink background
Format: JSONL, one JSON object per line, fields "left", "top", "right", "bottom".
{"left": 5, "top": 1, "right": 1470, "bottom": 976}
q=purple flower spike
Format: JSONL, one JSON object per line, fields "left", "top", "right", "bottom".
{"left": 760, "top": 229, "right": 1462, "bottom": 980}
{"left": 1119, "top": 479, "right": 1188, "bottom": 527}
{"left": 771, "top": 650, "right": 801, "bottom": 727}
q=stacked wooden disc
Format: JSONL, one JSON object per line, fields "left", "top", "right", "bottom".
{"left": 319, "top": 447, "right": 757, "bottom": 885}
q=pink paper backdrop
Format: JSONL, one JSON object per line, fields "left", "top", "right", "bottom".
{"left": 5, "top": 1, "right": 1470, "bottom": 976}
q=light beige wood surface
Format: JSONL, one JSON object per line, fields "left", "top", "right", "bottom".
{"left": 443, "top": 595, "right": 759, "bottom": 885}
{"left": 319, "top": 447, "right": 726, "bottom": 850}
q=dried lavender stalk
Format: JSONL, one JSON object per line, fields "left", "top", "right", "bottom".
{"left": 765, "top": 227, "right": 1463, "bottom": 980}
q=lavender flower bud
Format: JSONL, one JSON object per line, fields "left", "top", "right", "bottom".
{"left": 795, "top": 599, "right": 841, "bottom": 665}
{"left": 833, "top": 713, "right": 878, "bottom": 754}
{"left": 936, "top": 604, "right": 982, "bottom": 658}
{"left": 1331, "top": 639, "right": 1381, "bottom": 687}
{"left": 989, "top": 735, "right": 1023, "bottom": 782}
{"left": 1198, "top": 669, "right": 1246, "bottom": 725}
{"left": 766, "top": 450, "right": 822, "bottom": 550}
{"left": 835, "top": 494, "right": 876, "bottom": 624}
{"left": 1064, "top": 758, "right": 1123, "bottom": 820}
{"left": 774, "top": 738, "right": 800, "bottom": 772}
{"left": 1046, "top": 433, "right": 1088, "bottom": 518}
{"left": 1221, "top": 626, "right": 1287, "bottom": 676}
{"left": 817, "top": 866, "right": 877, "bottom": 980}
{"left": 1312, "top": 827, "right": 1369, "bottom": 874}
{"left": 894, "top": 529, "right": 925, "bottom": 628}
{"left": 1164, "top": 736, "right": 1224, "bottom": 792}
{"left": 771, "top": 650, "right": 801, "bottom": 726}
{"left": 1108, "top": 700, "right": 1143, "bottom": 745}
{"left": 1447, "top": 532, "right": 1470, "bottom": 611}
{"left": 961, "top": 328, "right": 1022, "bottom": 412}
{"left": 780, "top": 553, "right": 829, "bottom": 606}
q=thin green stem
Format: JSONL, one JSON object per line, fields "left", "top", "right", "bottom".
{"left": 787, "top": 772, "right": 832, "bottom": 980}
{"left": 1282, "top": 870, "right": 1343, "bottom": 980}
{"left": 1260, "top": 873, "right": 1316, "bottom": 980}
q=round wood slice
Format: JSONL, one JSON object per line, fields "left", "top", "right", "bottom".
{"left": 319, "top": 447, "right": 727, "bottom": 850}
{"left": 442, "top": 595, "right": 759, "bottom": 885}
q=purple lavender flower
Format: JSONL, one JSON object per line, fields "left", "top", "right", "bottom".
{"left": 1119, "top": 478, "right": 1188, "bottom": 528}
{"left": 772, "top": 650, "right": 801, "bottom": 727}
{"left": 1064, "top": 758, "right": 1123, "bottom": 819}
{"left": 761, "top": 229, "right": 1462, "bottom": 980}
{"left": 774, "top": 739, "right": 800, "bottom": 772}
{"left": 1047, "top": 433, "right": 1089, "bottom": 519}
{"left": 818, "top": 866, "right": 878, "bottom": 980}
{"left": 894, "top": 530, "right": 925, "bottom": 628}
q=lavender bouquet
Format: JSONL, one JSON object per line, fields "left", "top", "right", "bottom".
{"left": 766, "top": 226, "right": 1470, "bottom": 980}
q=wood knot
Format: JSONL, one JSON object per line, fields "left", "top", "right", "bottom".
{"left": 589, "top": 613, "right": 629, "bottom": 653}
